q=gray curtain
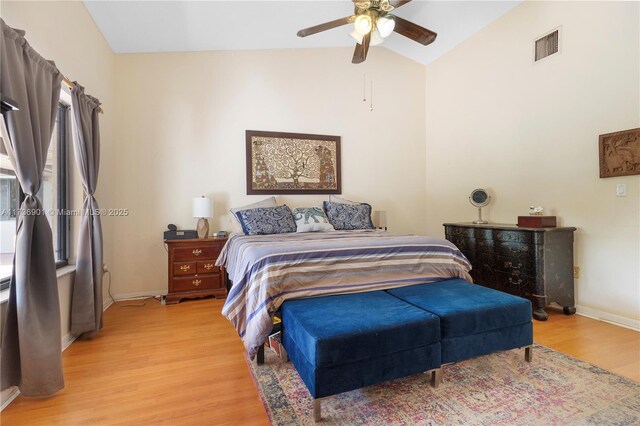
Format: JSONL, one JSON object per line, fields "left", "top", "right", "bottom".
{"left": 0, "top": 19, "right": 64, "bottom": 396}
{"left": 70, "top": 85, "right": 103, "bottom": 336}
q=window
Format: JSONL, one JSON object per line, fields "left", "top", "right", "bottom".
{"left": 0, "top": 101, "right": 69, "bottom": 289}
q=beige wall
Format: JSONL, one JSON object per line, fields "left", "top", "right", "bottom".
{"left": 0, "top": 1, "right": 116, "bottom": 337}
{"left": 425, "top": 1, "right": 640, "bottom": 327}
{"left": 112, "top": 48, "right": 426, "bottom": 298}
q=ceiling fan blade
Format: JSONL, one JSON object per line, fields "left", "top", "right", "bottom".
{"left": 352, "top": 32, "right": 371, "bottom": 64}
{"left": 389, "top": 0, "right": 412, "bottom": 9}
{"left": 393, "top": 16, "right": 437, "bottom": 46}
{"left": 297, "top": 16, "right": 354, "bottom": 38}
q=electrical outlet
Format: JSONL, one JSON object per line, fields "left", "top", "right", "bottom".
{"left": 573, "top": 266, "right": 580, "bottom": 279}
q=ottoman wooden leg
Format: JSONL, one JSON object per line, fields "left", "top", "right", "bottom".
{"left": 431, "top": 368, "right": 442, "bottom": 388}
{"left": 525, "top": 345, "right": 533, "bottom": 363}
{"left": 313, "top": 399, "right": 322, "bottom": 422}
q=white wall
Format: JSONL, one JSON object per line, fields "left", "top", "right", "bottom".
{"left": 111, "top": 47, "right": 426, "bottom": 297}
{"left": 425, "top": 1, "right": 640, "bottom": 327}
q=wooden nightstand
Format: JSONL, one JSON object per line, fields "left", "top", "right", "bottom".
{"left": 165, "top": 237, "right": 228, "bottom": 304}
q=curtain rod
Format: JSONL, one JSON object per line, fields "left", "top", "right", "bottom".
{"left": 62, "top": 76, "right": 104, "bottom": 114}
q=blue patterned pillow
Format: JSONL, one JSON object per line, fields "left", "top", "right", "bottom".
{"left": 235, "top": 205, "right": 297, "bottom": 235}
{"left": 323, "top": 201, "right": 374, "bottom": 230}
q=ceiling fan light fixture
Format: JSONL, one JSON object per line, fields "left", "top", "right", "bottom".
{"left": 377, "top": 15, "right": 395, "bottom": 38}
{"left": 349, "top": 29, "right": 365, "bottom": 44}
{"left": 354, "top": 15, "right": 373, "bottom": 35}
{"left": 370, "top": 30, "right": 384, "bottom": 46}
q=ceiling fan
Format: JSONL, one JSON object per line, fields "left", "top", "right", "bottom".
{"left": 297, "top": 0, "right": 437, "bottom": 64}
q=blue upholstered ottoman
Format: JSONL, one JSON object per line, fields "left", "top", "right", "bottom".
{"left": 281, "top": 291, "right": 442, "bottom": 421}
{"left": 386, "top": 279, "right": 533, "bottom": 364}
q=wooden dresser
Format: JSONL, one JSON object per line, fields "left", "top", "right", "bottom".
{"left": 165, "top": 237, "right": 228, "bottom": 304}
{"left": 444, "top": 223, "right": 576, "bottom": 321}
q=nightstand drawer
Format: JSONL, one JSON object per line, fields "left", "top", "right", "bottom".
{"left": 173, "top": 261, "right": 197, "bottom": 276}
{"left": 197, "top": 261, "right": 218, "bottom": 274}
{"left": 174, "top": 246, "right": 216, "bottom": 261}
{"left": 172, "top": 275, "right": 218, "bottom": 292}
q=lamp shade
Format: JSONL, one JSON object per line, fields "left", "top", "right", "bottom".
{"left": 349, "top": 29, "right": 364, "bottom": 44}
{"left": 354, "top": 15, "right": 372, "bottom": 35}
{"left": 192, "top": 196, "right": 212, "bottom": 218}
{"left": 370, "top": 30, "right": 384, "bottom": 46}
{"left": 372, "top": 210, "right": 387, "bottom": 228}
{"left": 377, "top": 16, "right": 395, "bottom": 38}
{"left": 350, "top": 29, "right": 384, "bottom": 46}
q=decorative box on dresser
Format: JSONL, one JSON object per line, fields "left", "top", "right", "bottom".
{"left": 165, "top": 237, "right": 228, "bottom": 304}
{"left": 444, "top": 223, "right": 577, "bottom": 321}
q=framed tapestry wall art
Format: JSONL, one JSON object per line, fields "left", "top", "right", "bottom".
{"left": 599, "top": 128, "right": 640, "bottom": 178}
{"left": 246, "top": 130, "right": 341, "bottom": 195}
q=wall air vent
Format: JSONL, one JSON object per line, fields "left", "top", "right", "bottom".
{"left": 534, "top": 28, "right": 560, "bottom": 62}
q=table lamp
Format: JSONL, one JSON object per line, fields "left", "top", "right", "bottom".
{"left": 373, "top": 211, "right": 387, "bottom": 231}
{"left": 193, "top": 196, "right": 212, "bottom": 238}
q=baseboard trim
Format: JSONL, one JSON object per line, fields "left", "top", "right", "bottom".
{"left": 0, "top": 387, "right": 19, "bottom": 411}
{"left": 111, "top": 290, "right": 167, "bottom": 302}
{"left": 576, "top": 305, "right": 640, "bottom": 331}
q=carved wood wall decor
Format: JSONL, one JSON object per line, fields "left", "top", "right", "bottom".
{"left": 246, "top": 130, "right": 341, "bottom": 195}
{"left": 599, "top": 128, "right": 640, "bottom": 178}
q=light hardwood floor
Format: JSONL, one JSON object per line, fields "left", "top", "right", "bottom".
{"left": 1, "top": 299, "right": 638, "bottom": 425}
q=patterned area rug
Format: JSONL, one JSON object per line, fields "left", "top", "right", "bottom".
{"left": 247, "top": 344, "right": 640, "bottom": 425}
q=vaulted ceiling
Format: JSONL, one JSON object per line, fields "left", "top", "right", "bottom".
{"left": 84, "top": 1, "right": 521, "bottom": 65}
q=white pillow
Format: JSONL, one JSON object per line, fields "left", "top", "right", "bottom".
{"left": 329, "top": 195, "right": 360, "bottom": 205}
{"left": 292, "top": 207, "right": 335, "bottom": 233}
{"left": 230, "top": 197, "right": 277, "bottom": 234}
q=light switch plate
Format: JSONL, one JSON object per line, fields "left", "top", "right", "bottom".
{"left": 616, "top": 184, "right": 627, "bottom": 197}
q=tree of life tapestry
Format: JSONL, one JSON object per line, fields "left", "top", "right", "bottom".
{"left": 246, "top": 130, "right": 341, "bottom": 194}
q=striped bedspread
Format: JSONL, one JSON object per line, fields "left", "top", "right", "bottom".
{"left": 217, "top": 230, "right": 472, "bottom": 358}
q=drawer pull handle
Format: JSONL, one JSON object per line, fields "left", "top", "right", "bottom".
{"left": 508, "top": 277, "right": 524, "bottom": 286}
{"left": 193, "top": 279, "right": 202, "bottom": 286}
{"left": 192, "top": 249, "right": 203, "bottom": 256}
{"left": 180, "top": 265, "right": 191, "bottom": 272}
{"left": 204, "top": 263, "right": 214, "bottom": 271}
{"left": 504, "top": 261, "right": 521, "bottom": 270}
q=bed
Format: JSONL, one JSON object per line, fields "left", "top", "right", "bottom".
{"left": 217, "top": 229, "right": 472, "bottom": 358}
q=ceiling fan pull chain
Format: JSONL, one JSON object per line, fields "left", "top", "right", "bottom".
{"left": 370, "top": 80, "right": 374, "bottom": 111}
{"left": 363, "top": 73, "right": 367, "bottom": 102}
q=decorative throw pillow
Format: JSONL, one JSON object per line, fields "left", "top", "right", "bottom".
{"left": 292, "top": 207, "right": 335, "bottom": 233}
{"left": 323, "top": 201, "right": 374, "bottom": 230}
{"left": 229, "top": 196, "right": 277, "bottom": 234}
{"left": 235, "top": 205, "right": 297, "bottom": 236}
{"left": 329, "top": 195, "right": 360, "bottom": 205}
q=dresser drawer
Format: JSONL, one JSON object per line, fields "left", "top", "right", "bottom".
{"left": 197, "top": 260, "right": 218, "bottom": 274}
{"left": 496, "top": 241, "right": 532, "bottom": 259}
{"left": 494, "top": 230, "right": 532, "bottom": 244}
{"left": 173, "top": 246, "right": 216, "bottom": 261}
{"left": 171, "top": 275, "right": 219, "bottom": 292}
{"left": 446, "top": 226, "right": 474, "bottom": 239}
{"left": 477, "top": 239, "right": 494, "bottom": 254}
{"left": 496, "top": 255, "right": 535, "bottom": 276}
{"left": 495, "top": 270, "right": 532, "bottom": 293}
{"left": 474, "top": 228, "right": 495, "bottom": 241}
{"left": 448, "top": 236, "right": 473, "bottom": 251}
